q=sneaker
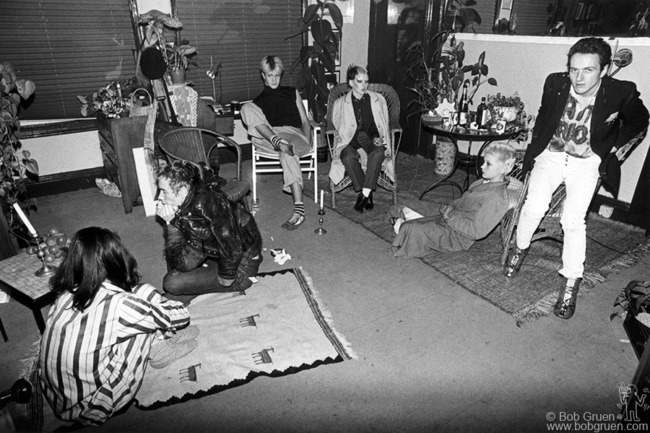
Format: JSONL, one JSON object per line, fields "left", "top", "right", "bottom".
{"left": 503, "top": 246, "right": 528, "bottom": 277}
{"left": 168, "top": 325, "right": 200, "bottom": 345}
{"left": 553, "top": 278, "right": 581, "bottom": 320}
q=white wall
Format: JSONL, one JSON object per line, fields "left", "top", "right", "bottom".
{"left": 339, "top": 0, "right": 370, "bottom": 80}
{"left": 455, "top": 34, "right": 650, "bottom": 203}
{"left": 20, "top": 120, "right": 103, "bottom": 177}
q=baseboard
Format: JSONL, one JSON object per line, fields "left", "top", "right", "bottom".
{"left": 25, "top": 167, "right": 108, "bottom": 198}
{"left": 590, "top": 195, "right": 645, "bottom": 231}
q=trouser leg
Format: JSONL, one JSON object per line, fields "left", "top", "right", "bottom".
{"left": 516, "top": 150, "right": 565, "bottom": 249}
{"left": 340, "top": 145, "right": 366, "bottom": 191}
{"left": 559, "top": 154, "right": 601, "bottom": 279}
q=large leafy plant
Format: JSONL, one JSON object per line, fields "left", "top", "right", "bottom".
{"left": 404, "top": 0, "right": 493, "bottom": 116}
{"left": 286, "top": 0, "right": 343, "bottom": 122}
{"left": 0, "top": 62, "right": 38, "bottom": 234}
{"left": 406, "top": 32, "right": 497, "bottom": 116}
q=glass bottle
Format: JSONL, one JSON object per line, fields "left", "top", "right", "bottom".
{"left": 457, "top": 82, "right": 469, "bottom": 126}
{"left": 476, "top": 96, "right": 488, "bottom": 129}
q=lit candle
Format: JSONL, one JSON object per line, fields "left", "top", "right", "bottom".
{"left": 12, "top": 203, "right": 38, "bottom": 237}
{"left": 320, "top": 189, "right": 324, "bottom": 210}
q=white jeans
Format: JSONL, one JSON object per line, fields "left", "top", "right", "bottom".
{"left": 516, "top": 149, "right": 601, "bottom": 279}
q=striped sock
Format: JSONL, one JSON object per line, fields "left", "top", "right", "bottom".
{"left": 294, "top": 202, "right": 305, "bottom": 217}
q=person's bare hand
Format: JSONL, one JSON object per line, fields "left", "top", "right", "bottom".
{"left": 276, "top": 139, "right": 294, "bottom": 156}
{"left": 156, "top": 201, "right": 178, "bottom": 223}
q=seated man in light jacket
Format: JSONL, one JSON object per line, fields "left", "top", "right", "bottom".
{"left": 329, "top": 65, "right": 394, "bottom": 213}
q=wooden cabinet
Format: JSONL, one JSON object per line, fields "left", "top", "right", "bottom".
{"left": 97, "top": 115, "right": 149, "bottom": 214}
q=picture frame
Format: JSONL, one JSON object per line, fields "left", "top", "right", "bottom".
{"left": 325, "top": 71, "right": 340, "bottom": 90}
{"left": 332, "top": 29, "right": 342, "bottom": 67}
{"left": 133, "top": 147, "right": 158, "bottom": 217}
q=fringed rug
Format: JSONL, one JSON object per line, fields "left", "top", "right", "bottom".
{"left": 313, "top": 153, "right": 650, "bottom": 325}
{"left": 135, "top": 267, "right": 355, "bottom": 409}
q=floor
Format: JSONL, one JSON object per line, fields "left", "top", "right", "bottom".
{"left": 1, "top": 156, "right": 649, "bottom": 432}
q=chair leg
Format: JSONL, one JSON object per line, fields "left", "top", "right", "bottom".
{"left": 313, "top": 156, "right": 318, "bottom": 203}
{"left": 0, "top": 315, "right": 8, "bottom": 342}
{"left": 330, "top": 180, "right": 337, "bottom": 209}
{"left": 252, "top": 154, "right": 258, "bottom": 206}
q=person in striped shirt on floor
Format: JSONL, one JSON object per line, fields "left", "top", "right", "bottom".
{"left": 39, "top": 227, "right": 191, "bottom": 426}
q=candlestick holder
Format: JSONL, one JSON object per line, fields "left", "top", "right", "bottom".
{"left": 31, "top": 233, "right": 57, "bottom": 278}
{"left": 314, "top": 217, "right": 327, "bottom": 235}
{"left": 318, "top": 206, "right": 325, "bottom": 216}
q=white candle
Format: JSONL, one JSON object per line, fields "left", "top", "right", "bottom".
{"left": 320, "top": 189, "right": 324, "bottom": 210}
{"left": 12, "top": 203, "right": 38, "bottom": 237}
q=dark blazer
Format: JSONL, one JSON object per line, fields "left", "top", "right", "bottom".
{"left": 524, "top": 73, "right": 649, "bottom": 193}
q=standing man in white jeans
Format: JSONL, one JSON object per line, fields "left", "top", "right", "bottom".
{"left": 504, "top": 37, "right": 648, "bottom": 319}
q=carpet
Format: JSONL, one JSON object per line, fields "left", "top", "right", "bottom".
{"left": 314, "top": 153, "right": 650, "bottom": 325}
{"left": 135, "top": 268, "right": 355, "bottom": 409}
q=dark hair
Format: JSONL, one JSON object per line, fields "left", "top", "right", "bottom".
{"left": 346, "top": 64, "right": 369, "bottom": 82}
{"left": 50, "top": 227, "right": 141, "bottom": 311}
{"left": 157, "top": 160, "right": 203, "bottom": 194}
{"left": 567, "top": 37, "right": 611, "bottom": 71}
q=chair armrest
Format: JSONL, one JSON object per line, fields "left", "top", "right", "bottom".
{"left": 197, "top": 128, "right": 243, "bottom": 181}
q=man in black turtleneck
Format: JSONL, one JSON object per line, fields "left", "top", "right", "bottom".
{"left": 240, "top": 55, "right": 312, "bottom": 230}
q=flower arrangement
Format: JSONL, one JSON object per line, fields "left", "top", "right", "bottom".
{"left": 77, "top": 77, "right": 140, "bottom": 118}
{"left": 485, "top": 92, "right": 526, "bottom": 123}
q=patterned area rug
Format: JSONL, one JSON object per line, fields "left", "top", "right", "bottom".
{"left": 135, "top": 268, "right": 355, "bottom": 409}
{"left": 314, "top": 153, "right": 650, "bottom": 325}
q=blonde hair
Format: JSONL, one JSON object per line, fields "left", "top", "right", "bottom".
{"left": 484, "top": 142, "right": 516, "bottom": 174}
{"left": 260, "top": 55, "right": 284, "bottom": 74}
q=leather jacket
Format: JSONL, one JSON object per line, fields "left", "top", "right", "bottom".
{"left": 170, "top": 181, "right": 262, "bottom": 280}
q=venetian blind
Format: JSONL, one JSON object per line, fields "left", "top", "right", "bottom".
{"left": 0, "top": 0, "right": 302, "bottom": 120}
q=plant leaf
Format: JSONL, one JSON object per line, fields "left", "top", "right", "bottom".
{"left": 487, "top": 77, "right": 497, "bottom": 86}
{"left": 303, "top": 3, "right": 321, "bottom": 25}
{"left": 310, "top": 18, "right": 332, "bottom": 45}
{"left": 324, "top": 3, "right": 344, "bottom": 30}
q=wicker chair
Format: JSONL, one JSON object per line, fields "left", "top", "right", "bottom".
{"left": 158, "top": 128, "right": 250, "bottom": 208}
{"left": 323, "top": 83, "right": 403, "bottom": 209}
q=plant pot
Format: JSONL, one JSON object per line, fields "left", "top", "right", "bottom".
{"left": 422, "top": 114, "right": 443, "bottom": 125}
{"left": 170, "top": 68, "right": 186, "bottom": 84}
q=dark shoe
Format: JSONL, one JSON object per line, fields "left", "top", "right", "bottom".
{"left": 281, "top": 214, "right": 305, "bottom": 231}
{"left": 553, "top": 278, "right": 581, "bottom": 320}
{"left": 354, "top": 193, "right": 368, "bottom": 213}
{"left": 364, "top": 191, "right": 374, "bottom": 210}
{"left": 503, "top": 246, "right": 529, "bottom": 277}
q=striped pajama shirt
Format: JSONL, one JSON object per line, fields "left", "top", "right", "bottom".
{"left": 40, "top": 282, "right": 190, "bottom": 425}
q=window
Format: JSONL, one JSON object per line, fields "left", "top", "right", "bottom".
{"left": 0, "top": 0, "right": 302, "bottom": 120}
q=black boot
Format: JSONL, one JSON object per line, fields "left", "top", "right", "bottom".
{"left": 553, "top": 278, "right": 581, "bottom": 320}
{"left": 503, "top": 246, "right": 528, "bottom": 277}
{"left": 354, "top": 193, "right": 368, "bottom": 213}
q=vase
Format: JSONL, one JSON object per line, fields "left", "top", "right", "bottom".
{"left": 170, "top": 68, "right": 186, "bottom": 84}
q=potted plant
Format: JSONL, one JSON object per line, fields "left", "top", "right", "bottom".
{"left": 485, "top": 92, "right": 526, "bottom": 123}
{"left": 406, "top": 32, "right": 497, "bottom": 120}
{"left": 77, "top": 77, "right": 140, "bottom": 118}
{"left": 1, "top": 62, "right": 38, "bottom": 258}
{"left": 137, "top": 10, "right": 198, "bottom": 84}
{"left": 165, "top": 39, "right": 198, "bottom": 84}
{"left": 286, "top": 0, "right": 343, "bottom": 122}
